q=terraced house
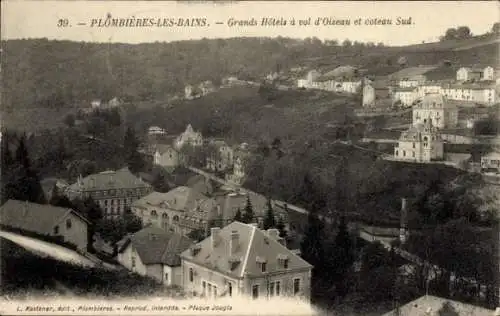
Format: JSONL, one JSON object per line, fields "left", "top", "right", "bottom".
{"left": 180, "top": 222, "right": 312, "bottom": 301}
{"left": 65, "top": 168, "right": 153, "bottom": 219}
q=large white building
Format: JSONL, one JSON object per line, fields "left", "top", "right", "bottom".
{"left": 394, "top": 121, "right": 444, "bottom": 163}
{"left": 174, "top": 124, "right": 203, "bottom": 150}
{"left": 412, "top": 94, "right": 458, "bottom": 129}
{"left": 442, "top": 84, "right": 496, "bottom": 105}
{"left": 392, "top": 87, "right": 418, "bottom": 107}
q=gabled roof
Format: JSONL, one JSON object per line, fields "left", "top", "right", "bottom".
{"left": 132, "top": 186, "right": 212, "bottom": 212}
{"left": 180, "top": 221, "right": 312, "bottom": 278}
{"left": 67, "top": 168, "right": 152, "bottom": 192}
{"left": 415, "top": 93, "right": 457, "bottom": 110}
{"left": 155, "top": 144, "right": 177, "bottom": 155}
{"left": 0, "top": 200, "right": 90, "bottom": 235}
{"left": 381, "top": 295, "right": 494, "bottom": 316}
{"left": 118, "top": 226, "right": 194, "bottom": 266}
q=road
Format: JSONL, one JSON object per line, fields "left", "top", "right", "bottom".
{"left": 0, "top": 230, "right": 96, "bottom": 267}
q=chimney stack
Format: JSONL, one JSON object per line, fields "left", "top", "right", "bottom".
{"left": 229, "top": 230, "right": 239, "bottom": 255}
{"left": 400, "top": 197, "right": 409, "bottom": 244}
{"left": 211, "top": 227, "right": 220, "bottom": 250}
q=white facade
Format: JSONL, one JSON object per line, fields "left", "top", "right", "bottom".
{"left": 341, "top": 81, "right": 362, "bottom": 94}
{"left": 482, "top": 66, "right": 495, "bottom": 81}
{"left": 399, "top": 80, "right": 420, "bottom": 88}
{"left": 393, "top": 89, "right": 418, "bottom": 107}
{"left": 456, "top": 67, "right": 482, "bottom": 82}
{"left": 174, "top": 124, "right": 203, "bottom": 150}
{"left": 148, "top": 126, "right": 167, "bottom": 136}
{"left": 416, "top": 84, "right": 443, "bottom": 98}
{"left": 481, "top": 152, "right": 500, "bottom": 173}
{"left": 394, "top": 121, "right": 444, "bottom": 162}
{"left": 412, "top": 94, "right": 458, "bottom": 129}
{"left": 442, "top": 86, "right": 496, "bottom": 104}
{"left": 363, "top": 84, "right": 375, "bottom": 107}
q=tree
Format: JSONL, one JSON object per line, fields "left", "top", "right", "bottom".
{"left": 456, "top": 26, "right": 472, "bottom": 39}
{"left": 492, "top": 22, "right": 500, "bottom": 34}
{"left": 234, "top": 208, "right": 243, "bottom": 222}
{"left": 123, "top": 126, "right": 144, "bottom": 173}
{"left": 15, "top": 134, "right": 30, "bottom": 170}
{"left": 187, "top": 228, "right": 206, "bottom": 242}
{"left": 263, "top": 198, "right": 276, "bottom": 230}
{"left": 152, "top": 168, "right": 170, "bottom": 193}
{"left": 242, "top": 195, "right": 254, "bottom": 224}
{"left": 300, "top": 210, "right": 326, "bottom": 279}
{"left": 359, "top": 241, "right": 396, "bottom": 302}
{"left": 49, "top": 185, "right": 74, "bottom": 208}
{"left": 342, "top": 39, "right": 352, "bottom": 47}
{"left": 438, "top": 301, "right": 459, "bottom": 316}
{"left": 123, "top": 207, "right": 142, "bottom": 233}
{"left": 442, "top": 28, "right": 458, "bottom": 41}
{"left": 276, "top": 215, "right": 287, "bottom": 240}
{"left": 63, "top": 114, "right": 75, "bottom": 127}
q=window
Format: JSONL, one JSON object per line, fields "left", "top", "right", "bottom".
{"left": 395, "top": 150, "right": 398, "bottom": 157}
{"left": 252, "top": 285, "right": 259, "bottom": 299}
{"left": 173, "top": 215, "right": 179, "bottom": 222}
{"left": 131, "top": 256, "right": 136, "bottom": 268}
{"left": 66, "top": 219, "right": 72, "bottom": 229}
{"left": 202, "top": 281, "right": 206, "bottom": 296}
{"left": 293, "top": 278, "right": 301, "bottom": 295}
{"left": 284, "top": 260, "right": 289, "bottom": 269}
{"left": 228, "top": 282, "right": 233, "bottom": 297}
{"left": 165, "top": 272, "right": 169, "bottom": 283}
{"left": 53, "top": 226, "right": 59, "bottom": 235}
{"left": 261, "top": 262, "right": 267, "bottom": 272}
{"left": 189, "top": 268, "right": 194, "bottom": 282}
{"left": 403, "top": 150, "right": 406, "bottom": 157}
{"left": 276, "top": 281, "right": 281, "bottom": 296}
{"left": 412, "top": 142, "right": 415, "bottom": 148}
{"left": 269, "top": 282, "right": 275, "bottom": 297}
{"left": 412, "top": 152, "right": 415, "bottom": 158}
{"left": 151, "top": 210, "right": 158, "bottom": 218}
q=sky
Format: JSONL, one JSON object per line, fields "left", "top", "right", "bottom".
{"left": 1, "top": 1, "right": 499, "bottom": 46}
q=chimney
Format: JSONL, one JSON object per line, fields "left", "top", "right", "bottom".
{"left": 400, "top": 197, "right": 409, "bottom": 244}
{"left": 211, "top": 227, "right": 220, "bottom": 250}
{"left": 229, "top": 230, "right": 239, "bottom": 255}
{"left": 267, "top": 229, "right": 280, "bottom": 240}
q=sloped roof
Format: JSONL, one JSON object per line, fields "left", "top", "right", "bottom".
{"left": 155, "top": 144, "right": 176, "bottom": 155}
{"left": 399, "top": 121, "right": 440, "bottom": 141}
{"left": 415, "top": 93, "right": 457, "bottom": 110}
{"left": 214, "top": 191, "right": 268, "bottom": 221}
{"left": 0, "top": 200, "right": 89, "bottom": 235}
{"left": 132, "top": 186, "right": 209, "bottom": 212}
{"left": 180, "top": 221, "right": 312, "bottom": 278}
{"left": 381, "top": 295, "right": 494, "bottom": 316}
{"left": 186, "top": 175, "right": 214, "bottom": 196}
{"left": 67, "top": 168, "right": 152, "bottom": 192}
{"left": 118, "top": 226, "right": 193, "bottom": 266}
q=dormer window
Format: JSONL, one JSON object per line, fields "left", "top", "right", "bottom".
{"left": 277, "top": 254, "right": 289, "bottom": 269}
{"left": 256, "top": 256, "right": 267, "bottom": 272}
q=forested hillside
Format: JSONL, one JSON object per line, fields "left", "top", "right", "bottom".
{"left": 1, "top": 34, "right": 498, "bottom": 111}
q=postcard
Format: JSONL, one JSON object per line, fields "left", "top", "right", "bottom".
{"left": 0, "top": 1, "right": 499, "bottom": 315}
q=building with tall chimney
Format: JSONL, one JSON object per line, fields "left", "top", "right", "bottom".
{"left": 180, "top": 221, "right": 312, "bottom": 300}
{"left": 399, "top": 197, "right": 409, "bottom": 245}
